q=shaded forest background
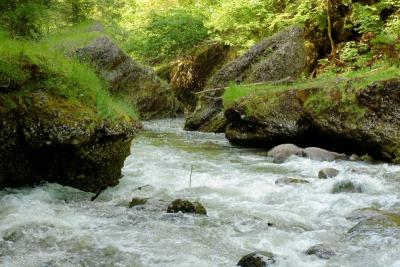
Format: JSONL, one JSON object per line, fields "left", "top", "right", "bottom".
{"left": 1, "top": 0, "right": 399, "bottom": 74}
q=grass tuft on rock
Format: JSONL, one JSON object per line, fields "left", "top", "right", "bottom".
{"left": 0, "top": 33, "right": 138, "bottom": 123}
{"left": 223, "top": 63, "right": 400, "bottom": 110}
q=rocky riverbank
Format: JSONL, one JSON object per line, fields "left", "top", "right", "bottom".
{"left": 224, "top": 77, "right": 400, "bottom": 163}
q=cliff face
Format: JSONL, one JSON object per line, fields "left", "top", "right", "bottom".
{"left": 224, "top": 79, "right": 400, "bottom": 162}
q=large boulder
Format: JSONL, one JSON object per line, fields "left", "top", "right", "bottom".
{"left": 0, "top": 37, "right": 140, "bottom": 193}
{"left": 225, "top": 78, "right": 400, "bottom": 163}
{"left": 74, "top": 34, "right": 180, "bottom": 120}
{"left": 185, "top": 25, "right": 308, "bottom": 132}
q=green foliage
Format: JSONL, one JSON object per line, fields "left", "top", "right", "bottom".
{"left": 0, "top": 0, "right": 52, "bottom": 39}
{"left": 59, "top": 0, "right": 95, "bottom": 24}
{"left": 351, "top": 3, "right": 383, "bottom": 34}
{"left": 127, "top": 8, "right": 209, "bottom": 63}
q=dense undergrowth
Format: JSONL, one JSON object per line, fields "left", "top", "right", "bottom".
{"left": 0, "top": 28, "right": 138, "bottom": 122}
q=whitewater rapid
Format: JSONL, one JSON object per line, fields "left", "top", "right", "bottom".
{"left": 1, "top": 119, "right": 400, "bottom": 267}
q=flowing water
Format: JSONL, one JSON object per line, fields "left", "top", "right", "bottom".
{"left": 1, "top": 119, "right": 400, "bottom": 267}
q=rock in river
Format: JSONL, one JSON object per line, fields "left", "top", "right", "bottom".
{"left": 332, "top": 181, "right": 363, "bottom": 194}
{"left": 305, "top": 244, "right": 336, "bottom": 259}
{"left": 167, "top": 199, "right": 207, "bottom": 215}
{"left": 267, "top": 144, "right": 304, "bottom": 163}
{"left": 318, "top": 168, "right": 340, "bottom": 179}
{"left": 237, "top": 251, "right": 276, "bottom": 267}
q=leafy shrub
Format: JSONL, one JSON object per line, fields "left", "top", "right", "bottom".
{"left": 127, "top": 8, "right": 209, "bottom": 64}
{"left": 0, "top": 0, "right": 52, "bottom": 39}
{"left": 351, "top": 3, "right": 383, "bottom": 34}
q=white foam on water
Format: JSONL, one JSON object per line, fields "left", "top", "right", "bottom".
{"left": 1, "top": 118, "right": 400, "bottom": 267}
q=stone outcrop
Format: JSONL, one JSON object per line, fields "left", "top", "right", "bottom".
{"left": 75, "top": 35, "right": 180, "bottom": 120}
{"left": 0, "top": 91, "right": 140, "bottom": 193}
{"left": 185, "top": 26, "right": 308, "bottom": 132}
{"left": 225, "top": 79, "right": 400, "bottom": 163}
{"left": 0, "top": 35, "right": 141, "bottom": 193}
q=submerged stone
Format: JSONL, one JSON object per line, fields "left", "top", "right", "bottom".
{"left": 332, "top": 181, "right": 363, "bottom": 194}
{"left": 129, "top": 197, "right": 148, "bottom": 208}
{"left": 347, "top": 208, "right": 400, "bottom": 235}
{"left": 237, "top": 251, "right": 276, "bottom": 267}
{"left": 305, "top": 244, "right": 336, "bottom": 259}
{"left": 318, "top": 168, "right": 340, "bottom": 179}
{"left": 275, "top": 177, "right": 309, "bottom": 185}
{"left": 167, "top": 199, "right": 207, "bottom": 215}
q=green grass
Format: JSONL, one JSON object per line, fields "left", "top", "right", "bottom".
{"left": 40, "top": 20, "right": 103, "bottom": 54}
{"left": 0, "top": 33, "right": 138, "bottom": 122}
{"left": 223, "top": 63, "right": 400, "bottom": 108}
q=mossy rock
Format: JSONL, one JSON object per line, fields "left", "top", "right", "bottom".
{"left": 185, "top": 26, "right": 308, "bottom": 132}
{"left": 129, "top": 197, "right": 148, "bottom": 208}
{"left": 0, "top": 35, "right": 140, "bottom": 193}
{"left": 224, "top": 77, "right": 400, "bottom": 163}
{"left": 237, "top": 251, "right": 276, "bottom": 267}
{"left": 167, "top": 199, "right": 207, "bottom": 215}
{"left": 347, "top": 208, "right": 400, "bottom": 235}
{"left": 74, "top": 35, "right": 180, "bottom": 120}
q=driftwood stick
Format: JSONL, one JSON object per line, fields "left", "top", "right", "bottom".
{"left": 91, "top": 187, "right": 106, "bottom": 201}
{"left": 189, "top": 165, "right": 193, "bottom": 188}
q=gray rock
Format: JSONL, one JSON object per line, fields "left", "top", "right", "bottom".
{"left": 318, "top": 168, "right": 339, "bottom": 179}
{"left": 238, "top": 251, "right": 276, "bottom": 267}
{"left": 305, "top": 244, "right": 336, "bottom": 259}
{"left": 75, "top": 34, "right": 180, "bottom": 119}
{"left": 267, "top": 144, "right": 304, "bottom": 163}
{"left": 304, "top": 147, "right": 347, "bottom": 162}
{"left": 129, "top": 197, "right": 148, "bottom": 208}
{"left": 275, "top": 177, "right": 309, "bottom": 185}
{"left": 332, "top": 181, "right": 363, "bottom": 194}
{"left": 186, "top": 25, "right": 307, "bottom": 132}
{"left": 347, "top": 209, "right": 400, "bottom": 236}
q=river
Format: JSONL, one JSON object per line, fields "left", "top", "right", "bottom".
{"left": 1, "top": 119, "right": 400, "bottom": 267}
